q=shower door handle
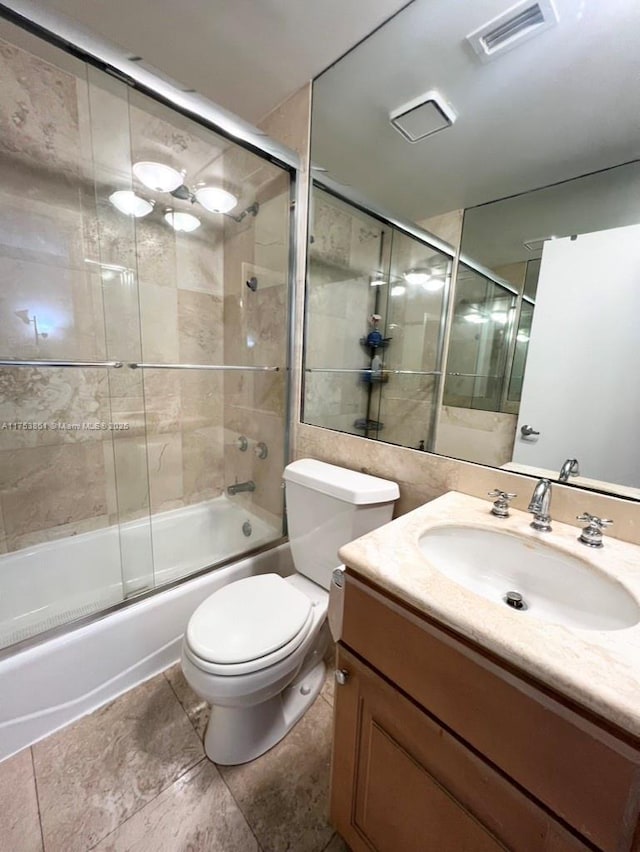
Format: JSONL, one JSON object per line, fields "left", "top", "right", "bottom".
{"left": 0, "top": 359, "right": 123, "bottom": 368}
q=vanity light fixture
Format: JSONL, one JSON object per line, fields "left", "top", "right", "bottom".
{"left": 133, "top": 161, "right": 184, "bottom": 192}
{"left": 126, "top": 161, "right": 249, "bottom": 228}
{"left": 108, "top": 190, "right": 154, "bottom": 218}
{"left": 164, "top": 210, "right": 201, "bottom": 232}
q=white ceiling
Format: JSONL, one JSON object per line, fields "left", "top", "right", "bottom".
{"left": 35, "top": 0, "right": 411, "bottom": 122}
{"left": 312, "top": 0, "right": 640, "bottom": 223}
{"left": 462, "top": 162, "right": 640, "bottom": 268}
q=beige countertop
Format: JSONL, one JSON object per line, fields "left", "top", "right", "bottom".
{"left": 338, "top": 491, "right": 640, "bottom": 739}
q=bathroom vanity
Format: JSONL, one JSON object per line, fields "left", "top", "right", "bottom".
{"left": 330, "top": 493, "right": 640, "bottom": 851}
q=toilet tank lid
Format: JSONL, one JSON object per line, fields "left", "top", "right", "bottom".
{"left": 283, "top": 459, "right": 399, "bottom": 505}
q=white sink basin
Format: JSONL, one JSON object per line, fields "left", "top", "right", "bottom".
{"left": 418, "top": 525, "right": 640, "bottom": 631}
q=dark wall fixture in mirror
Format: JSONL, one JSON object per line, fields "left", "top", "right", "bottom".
{"left": 305, "top": 0, "right": 640, "bottom": 500}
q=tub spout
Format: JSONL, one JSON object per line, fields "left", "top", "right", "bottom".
{"left": 227, "top": 480, "right": 256, "bottom": 496}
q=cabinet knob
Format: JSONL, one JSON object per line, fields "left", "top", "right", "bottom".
{"left": 335, "top": 669, "right": 350, "bottom": 686}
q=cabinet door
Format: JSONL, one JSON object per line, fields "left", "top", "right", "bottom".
{"left": 330, "top": 647, "right": 589, "bottom": 852}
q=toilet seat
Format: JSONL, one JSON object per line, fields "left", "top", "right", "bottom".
{"left": 185, "top": 574, "right": 316, "bottom": 676}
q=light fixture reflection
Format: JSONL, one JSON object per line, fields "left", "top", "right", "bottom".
{"left": 464, "top": 312, "right": 487, "bottom": 324}
{"left": 370, "top": 274, "right": 386, "bottom": 287}
{"left": 422, "top": 277, "right": 445, "bottom": 293}
{"left": 517, "top": 331, "right": 530, "bottom": 342}
{"left": 109, "top": 190, "right": 153, "bottom": 218}
{"left": 404, "top": 269, "right": 430, "bottom": 286}
{"left": 391, "top": 285, "right": 406, "bottom": 297}
{"left": 195, "top": 187, "right": 238, "bottom": 213}
{"left": 133, "top": 161, "right": 183, "bottom": 192}
{"left": 164, "top": 210, "right": 201, "bottom": 232}
{"left": 491, "top": 310, "right": 508, "bottom": 324}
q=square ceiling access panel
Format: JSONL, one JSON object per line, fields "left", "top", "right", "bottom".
{"left": 389, "top": 90, "right": 457, "bottom": 143}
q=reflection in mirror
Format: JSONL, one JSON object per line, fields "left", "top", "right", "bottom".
{"left": 306, "top": 0, "right": 640, "bottom": 499}
{"left": 304, "top": 186, "right": 453, "bottom": 450}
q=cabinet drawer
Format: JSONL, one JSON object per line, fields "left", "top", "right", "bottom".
{"left": 332, "top": 647, "right": 589, "bottom": 852}
{"left": 341, "top": 574, "right": 640, "bottom": 851}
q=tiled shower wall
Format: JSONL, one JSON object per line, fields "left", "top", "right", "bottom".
{"left": 0, "top": 28, "right": 290, "bottom": 552}
{"left": 218, "top": 84, "right": 309, "bottom": 523}
{"left": 221, "top": 162, "right": 290, "bottom": 523}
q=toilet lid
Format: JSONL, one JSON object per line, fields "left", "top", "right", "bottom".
{"left": 186, "top": 573, "right": 313, "bottom": 664}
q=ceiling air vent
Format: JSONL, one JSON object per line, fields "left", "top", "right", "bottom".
{"left": 466, "top": 0, "right": 559, "bottom": 63}
{"left": 390, "top": 90, "right": 456, "bottom": 143}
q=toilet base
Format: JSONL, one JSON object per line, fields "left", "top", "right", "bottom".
{"left": 204, "top": 658, "right": 326, "bottom": 765}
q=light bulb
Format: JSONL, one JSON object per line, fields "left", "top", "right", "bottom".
{"left": 195, "top": 187, "right": 238, "bottom": 213}
{"left": 109, "top": 190, "right": 153, "bottom": 218}
{"left": 133, "top": 161, "right": 183, "bottom": 192}
{"left": 164, "top": 211, "right": 201, "bottom": 232}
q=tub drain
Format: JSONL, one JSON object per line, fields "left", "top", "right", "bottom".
{"left": 504, "top": 590, "right": 527, "bottom": 610}
{"left": 242, "top": 520, "right": 252, "bottom": 537}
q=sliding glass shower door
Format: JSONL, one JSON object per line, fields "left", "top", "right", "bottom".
{"left": 0, "top": 16, "right": 292, "bottom": 650}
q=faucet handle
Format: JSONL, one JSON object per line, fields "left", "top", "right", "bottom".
{"left": 488, "top": 489, "right": 517, "bottom": 518}
{"left": 576, "top": 512, "right": 613, "bottom": 548}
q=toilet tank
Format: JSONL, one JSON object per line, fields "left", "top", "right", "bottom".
{"left": 283, "top": 459, "right": 399, "bottom": 591}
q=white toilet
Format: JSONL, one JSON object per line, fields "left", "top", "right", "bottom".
{"left": 181, "top": 458, "right": 399, "bottom": 765}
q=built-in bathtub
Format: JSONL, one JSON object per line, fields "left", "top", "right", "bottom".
{"left": 0, "top": 496, "right": 278, "bottom": 647}
{"left": 0, "top": 498, "right": 289, "bottom": 762}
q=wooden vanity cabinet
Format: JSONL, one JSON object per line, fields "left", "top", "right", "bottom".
{"left": 330, "top": 574, "right": 640, "bottom": 852}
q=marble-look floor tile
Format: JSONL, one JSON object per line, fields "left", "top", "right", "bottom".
{"left": 33, "top": 674, "right": 204, "bottom": 852}
{"left": 220, "top": 694, "right": 335, "bottom": 852}
{"left": 92, "top": 759, "right": 258, "bottom": 852}
{"left": 164, "top": 661, "right": 210, "bottom": 741}
{"left": 0, "top": 748, "right": 43, "bottom": 852}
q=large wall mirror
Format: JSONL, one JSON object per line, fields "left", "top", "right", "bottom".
{"left": 303, "top": 0, "right": 640, "bottom": 500}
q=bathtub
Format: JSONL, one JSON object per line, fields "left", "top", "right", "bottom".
{"left": 0, "top": 498, "right": 290, "bottom": 763}
{"left": 0, "top": 496, "right": 278, "bottom": 648}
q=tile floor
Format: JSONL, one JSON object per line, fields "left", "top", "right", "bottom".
{"left": 0, "top": 662, "right": 346, "bottom": 852}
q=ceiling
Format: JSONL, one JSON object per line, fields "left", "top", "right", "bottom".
{"left": 312, "top": 0, "right": 640, "bottom": 223}
{"left": 30, "top": 0, "right": 411, "bottom": 122}
{"left": 461, "top": 160, "right": 640, "bottom": 269}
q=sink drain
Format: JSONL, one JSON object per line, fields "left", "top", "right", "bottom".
{"left": 504, "top": 590, "right": 527, "bottom": 611}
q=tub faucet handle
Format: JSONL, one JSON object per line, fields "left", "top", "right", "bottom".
{"left": 488, "top": 489, "right": 517, "bottom": 518}
{"left": 577, "top": 513, "right": 613, "bottom": 548}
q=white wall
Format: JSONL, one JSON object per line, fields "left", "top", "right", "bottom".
{"left": 513, "top": 224, "right": 640, "bottom": 487}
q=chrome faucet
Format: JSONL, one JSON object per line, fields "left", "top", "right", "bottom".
{"left": 227, "top": 480, "right": 256, "bottom": 496}
{"left": 558, "top": 458, "right": 580, "bottom": 482}
{"left": 528, "top": 478, "right": 552, "bottom": 532}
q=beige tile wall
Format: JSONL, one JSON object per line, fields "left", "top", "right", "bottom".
{"left": 0, "top": 35, "right": 292, "bottom": 551}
